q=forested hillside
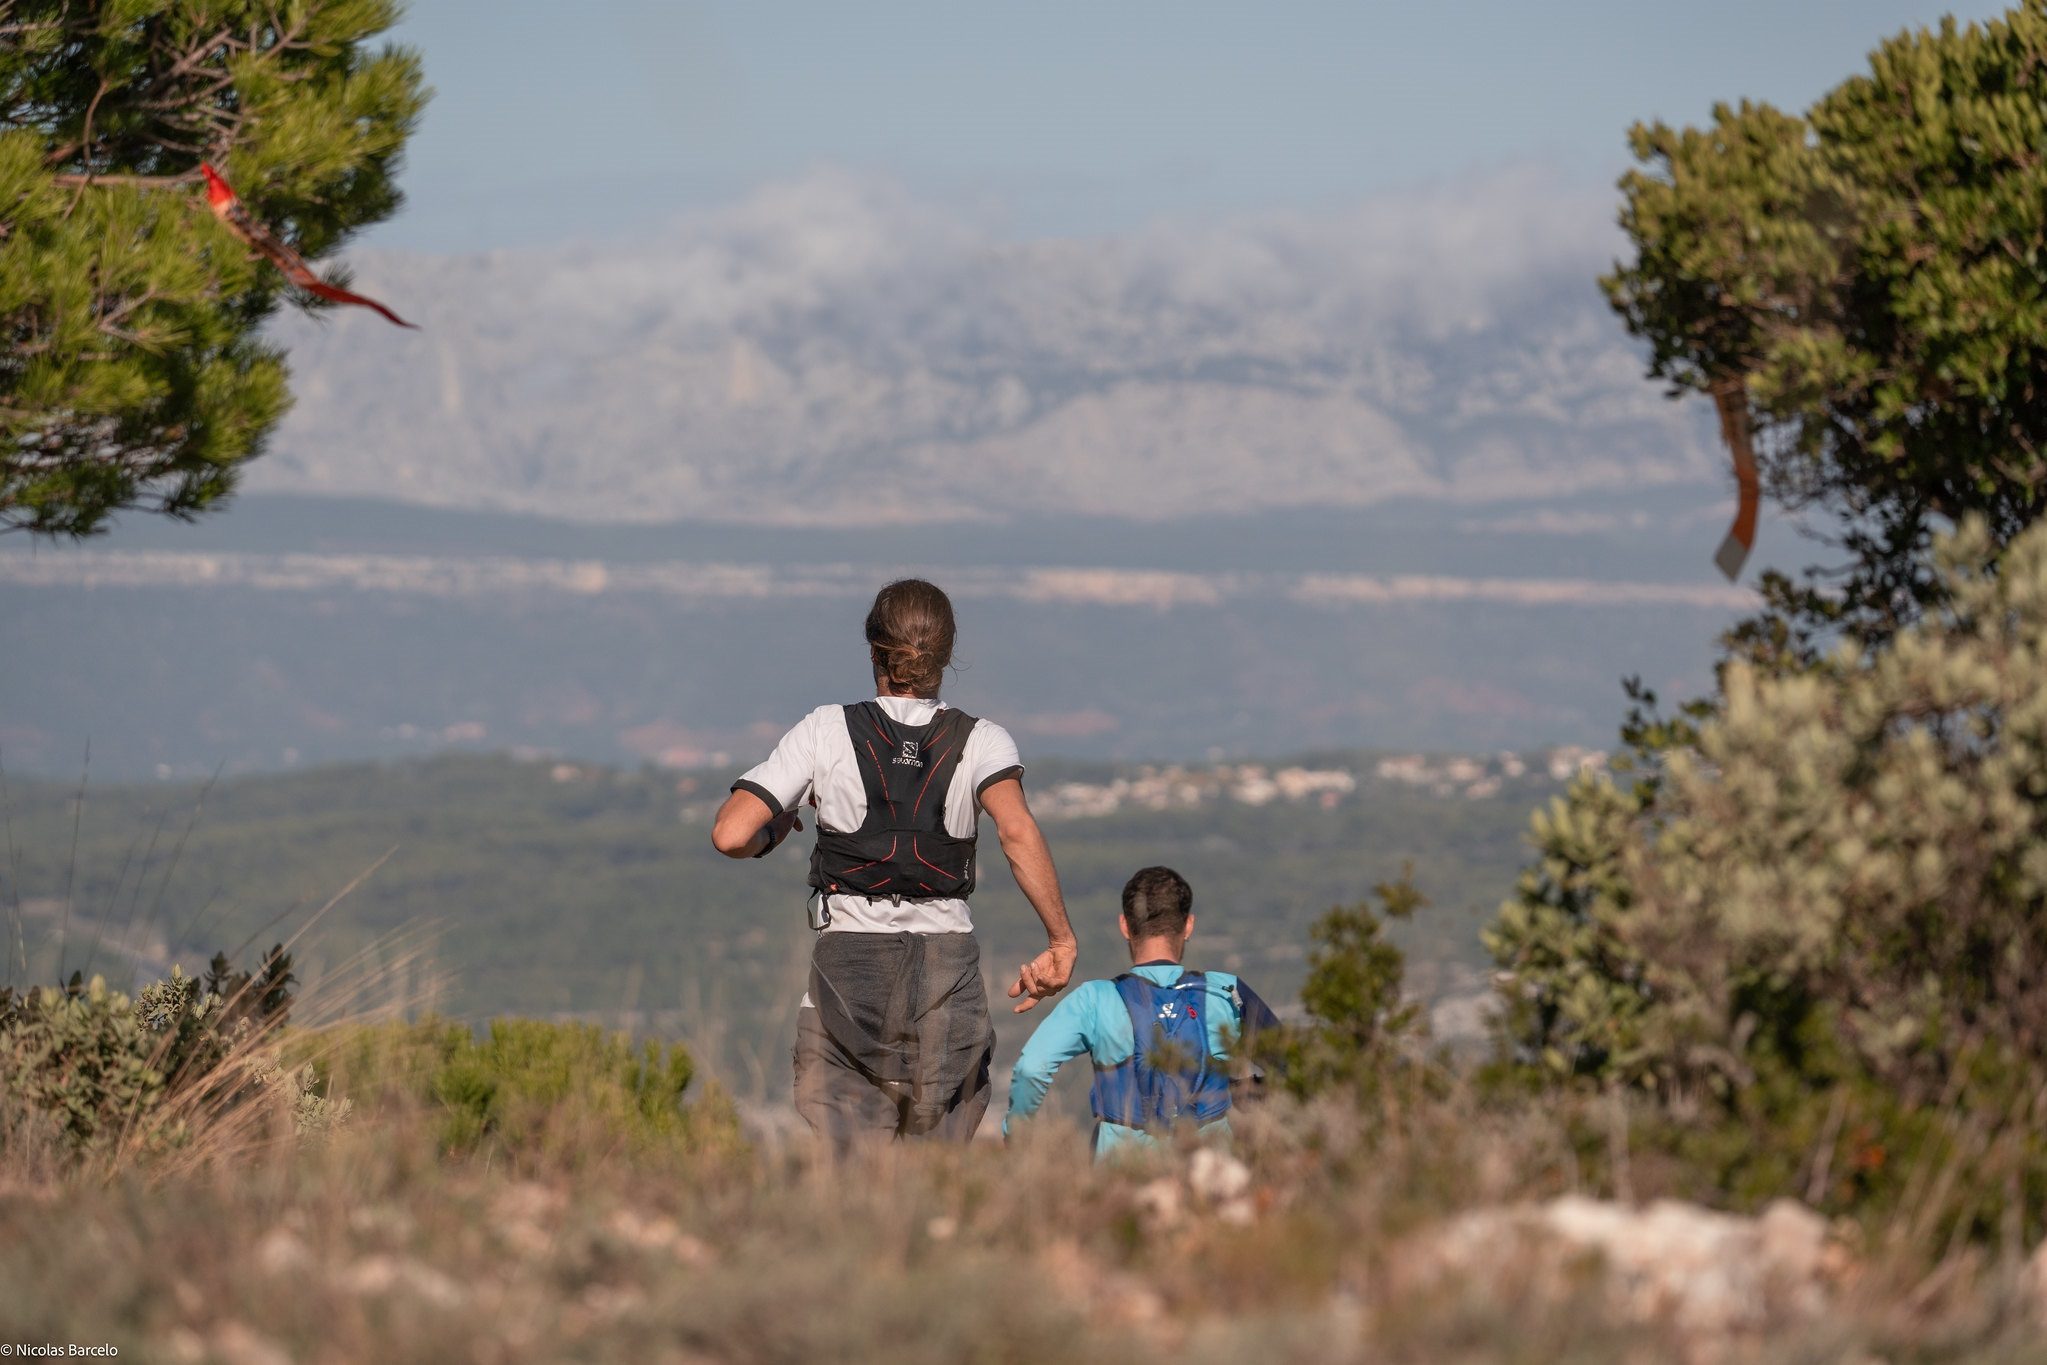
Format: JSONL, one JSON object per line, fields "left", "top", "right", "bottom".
{"left": 0, "top": 750, "right": 1551, "bottom": 1093}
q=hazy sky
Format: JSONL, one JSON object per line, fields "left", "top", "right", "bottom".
{"left": 373, "top": 1, "right": 2009, "bottom": 251}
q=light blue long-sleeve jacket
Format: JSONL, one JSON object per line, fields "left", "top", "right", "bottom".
{"left": 1003, "top": 961, "right": 1275, "bottom": 1159}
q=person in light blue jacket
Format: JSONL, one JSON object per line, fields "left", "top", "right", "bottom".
{"left": 1005, "top": 866, "right": 1281, "bottom": 1159}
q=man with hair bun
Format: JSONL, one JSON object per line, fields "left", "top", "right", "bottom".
{"left": 713, "top": 578, "right": 1079, "bottom": 1148}
{"left": 1004, "top": 865, "right": 1280, "bottom": 1159}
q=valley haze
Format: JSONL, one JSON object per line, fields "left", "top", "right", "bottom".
{"left": 2, "top": 168, "right": 1782, "bottom": 780}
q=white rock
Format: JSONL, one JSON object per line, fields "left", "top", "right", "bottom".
{"left": 210, "top": 1323, "right": 292, "bottom": 1365}
{"left": 1216, "top": 1196, "right": 1257, "bottom": 1227}
{"left": 1134, "top": 1177, "right": 1183, "bottom": 1228}
{"left": 492, "top": 1180, "right": 565, "bottom": 1222}
{"left": 341, "top": 1254, "right": 468, "bottom": 1308}
{"left": 1408, "top": 1195, "right": 1839, "bottom": 1346}
{"left": 1188, "top": 1148, "right": 1252, "bottom": 1204}
{"left": 252, "top": 1227, "right": 311, "bottom": 1276}
{"left": 346, "top": 1204, "right": 416, "bottom": 1239}
{"left": 606, "top": 1206, "right": 683, "bottom": 1252}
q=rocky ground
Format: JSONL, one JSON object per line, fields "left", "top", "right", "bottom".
{"left": 5, "top": 1100, "right": 2046, "bottom": 1365}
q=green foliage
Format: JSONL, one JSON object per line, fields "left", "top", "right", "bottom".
{"left": 1525, "top": 3, "right": 2047, "bottom": 1232}
{"left": 1484, "top": 773, "right": 1646, "bottom": 1082}
{"left": 1267, "top": 868, "right": 1427, "bottom": 1100}
{"left": 0, "top": 956, "right": 722, "bottom": 1167}
{"left": 1, "top": 973, "right": 180, "bottom": 1147}
{"left": 1630, "top": 517, "right": 2047, "bottom": 1106}
{"left": 1604, "top": 1, "right": 2047, "bottom": 649}
{"left": 202, "top": 944, "right": 296, "bottom": 1031}
{"left": 322, "top": 1016, "right": 737, "bottom": 1162}
{"left": 0, "top": 945, "right": 299, "bottom": 1151}
{"left": 0, "top": 749, "right": 1538, "bottom": 1094}
{"left": 262, "top": 1058, "right": 351, "bottom": 1139}
{"left": 1, "top": 0, "right": 426, "bottom": 535}
{"left": 1489, "top": 516, "right": 2047, "bottom": 1235}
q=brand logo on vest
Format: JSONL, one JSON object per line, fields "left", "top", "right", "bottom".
{"left": 893, "top": 739, "right": 923, "bottom": 768}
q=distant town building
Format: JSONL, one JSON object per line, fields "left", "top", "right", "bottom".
{"left": 1026, "top": 748, "right": 1592, "bottom": 820}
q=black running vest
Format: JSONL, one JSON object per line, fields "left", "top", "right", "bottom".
{"left": 808, "top": 701, "right": 980, "bottom": 901}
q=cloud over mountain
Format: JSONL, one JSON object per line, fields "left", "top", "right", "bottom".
{"left": 257, "top": 167, "right": 1716, "bottom": 524}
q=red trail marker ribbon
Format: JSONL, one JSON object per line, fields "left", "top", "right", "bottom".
{"left": 202, "top": 164, "right": 415, "bottom": 329}
{"left": 1710, "top": 377, "right": 1759, "bottom": 582}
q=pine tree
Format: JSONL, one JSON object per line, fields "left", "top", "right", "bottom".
{"left": 1, "top": 0, "right": 426, "bottom": 536}
{"left": 1604, "top": 1, "right": 2047, "bottom": 654}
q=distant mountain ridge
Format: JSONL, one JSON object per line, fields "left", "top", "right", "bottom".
{"left": 254, "top": 168, "right": 1719, "bottom": 524}
{"left": 10, "top": 172, "right": 1778, "bottom": 786}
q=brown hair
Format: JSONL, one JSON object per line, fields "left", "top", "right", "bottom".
{"left": 1122, "top": 866, "right": 1193, "bottom": 939}
{"left": 866, "top": 579, "right": 956, "bottom": 698}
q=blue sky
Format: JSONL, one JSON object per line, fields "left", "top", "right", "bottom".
{"left": 373, "top": 1, "right": 2010, "bottom": 251}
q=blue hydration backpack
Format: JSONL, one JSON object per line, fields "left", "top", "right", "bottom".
{"left": 1089, "top": 972, "right": 1234, "bottom": 1129}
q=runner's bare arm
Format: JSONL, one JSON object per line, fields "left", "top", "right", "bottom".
{"left": 711, "top": 789, "right": 804, "bottom": 859}
{"left": 978, "top": 777, "right": 1078, "bottom": 1012}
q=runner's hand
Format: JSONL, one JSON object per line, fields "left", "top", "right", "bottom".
{"left": 1008, "top": 937, "right": 1078, "bottom": 1014}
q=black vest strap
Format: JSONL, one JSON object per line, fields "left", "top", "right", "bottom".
{"left": 809, "top": 702, "right": 980, "bottom": 901}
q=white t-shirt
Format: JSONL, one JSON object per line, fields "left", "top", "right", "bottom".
{"left": 733, "top": 695, "right": 1024, "bottom": 935}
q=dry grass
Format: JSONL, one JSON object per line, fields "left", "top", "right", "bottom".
{"left": 5, "top": 1070, "right": 2047, "bottom": 1365}
{"left": 4, "top": 884, "right": 2042, "bottom": 1363}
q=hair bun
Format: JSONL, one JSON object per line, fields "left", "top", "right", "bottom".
{"left": 865, "top": 578, "right": 957, "bottom": 698}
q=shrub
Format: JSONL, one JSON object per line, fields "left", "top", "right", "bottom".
{"left": 1484, "top": 773, "right": 1649, "bottom": 1083}
{"left": 1264, "top": 869, "right": 1429, "bottom": 1102}
{"left": 202, "top": 947, "right": 297, "bottom": 1032}
{"left": 1488, "top": 516, "right": 2047, "bottom": 1236}
{"left": 0, "top": 945, "right": 304, "bottom": 1156}
{"left": 316, "top": 1016, "right": 738, "bottom": 1163}
{"left": 1, "top": 975, "right": 180, "bottom": 1150}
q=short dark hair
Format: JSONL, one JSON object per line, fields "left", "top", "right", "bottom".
{"left": 1121, "top": 866, "right": 1193, "bottom": 939}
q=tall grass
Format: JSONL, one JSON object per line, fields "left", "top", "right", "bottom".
{"left": 5, "top": 1072, "right": 2046, "bottom": 1364}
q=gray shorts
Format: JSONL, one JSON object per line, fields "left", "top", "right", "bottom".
{"left": 793, "top": 930, "right": 995, "bottom": 1149}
